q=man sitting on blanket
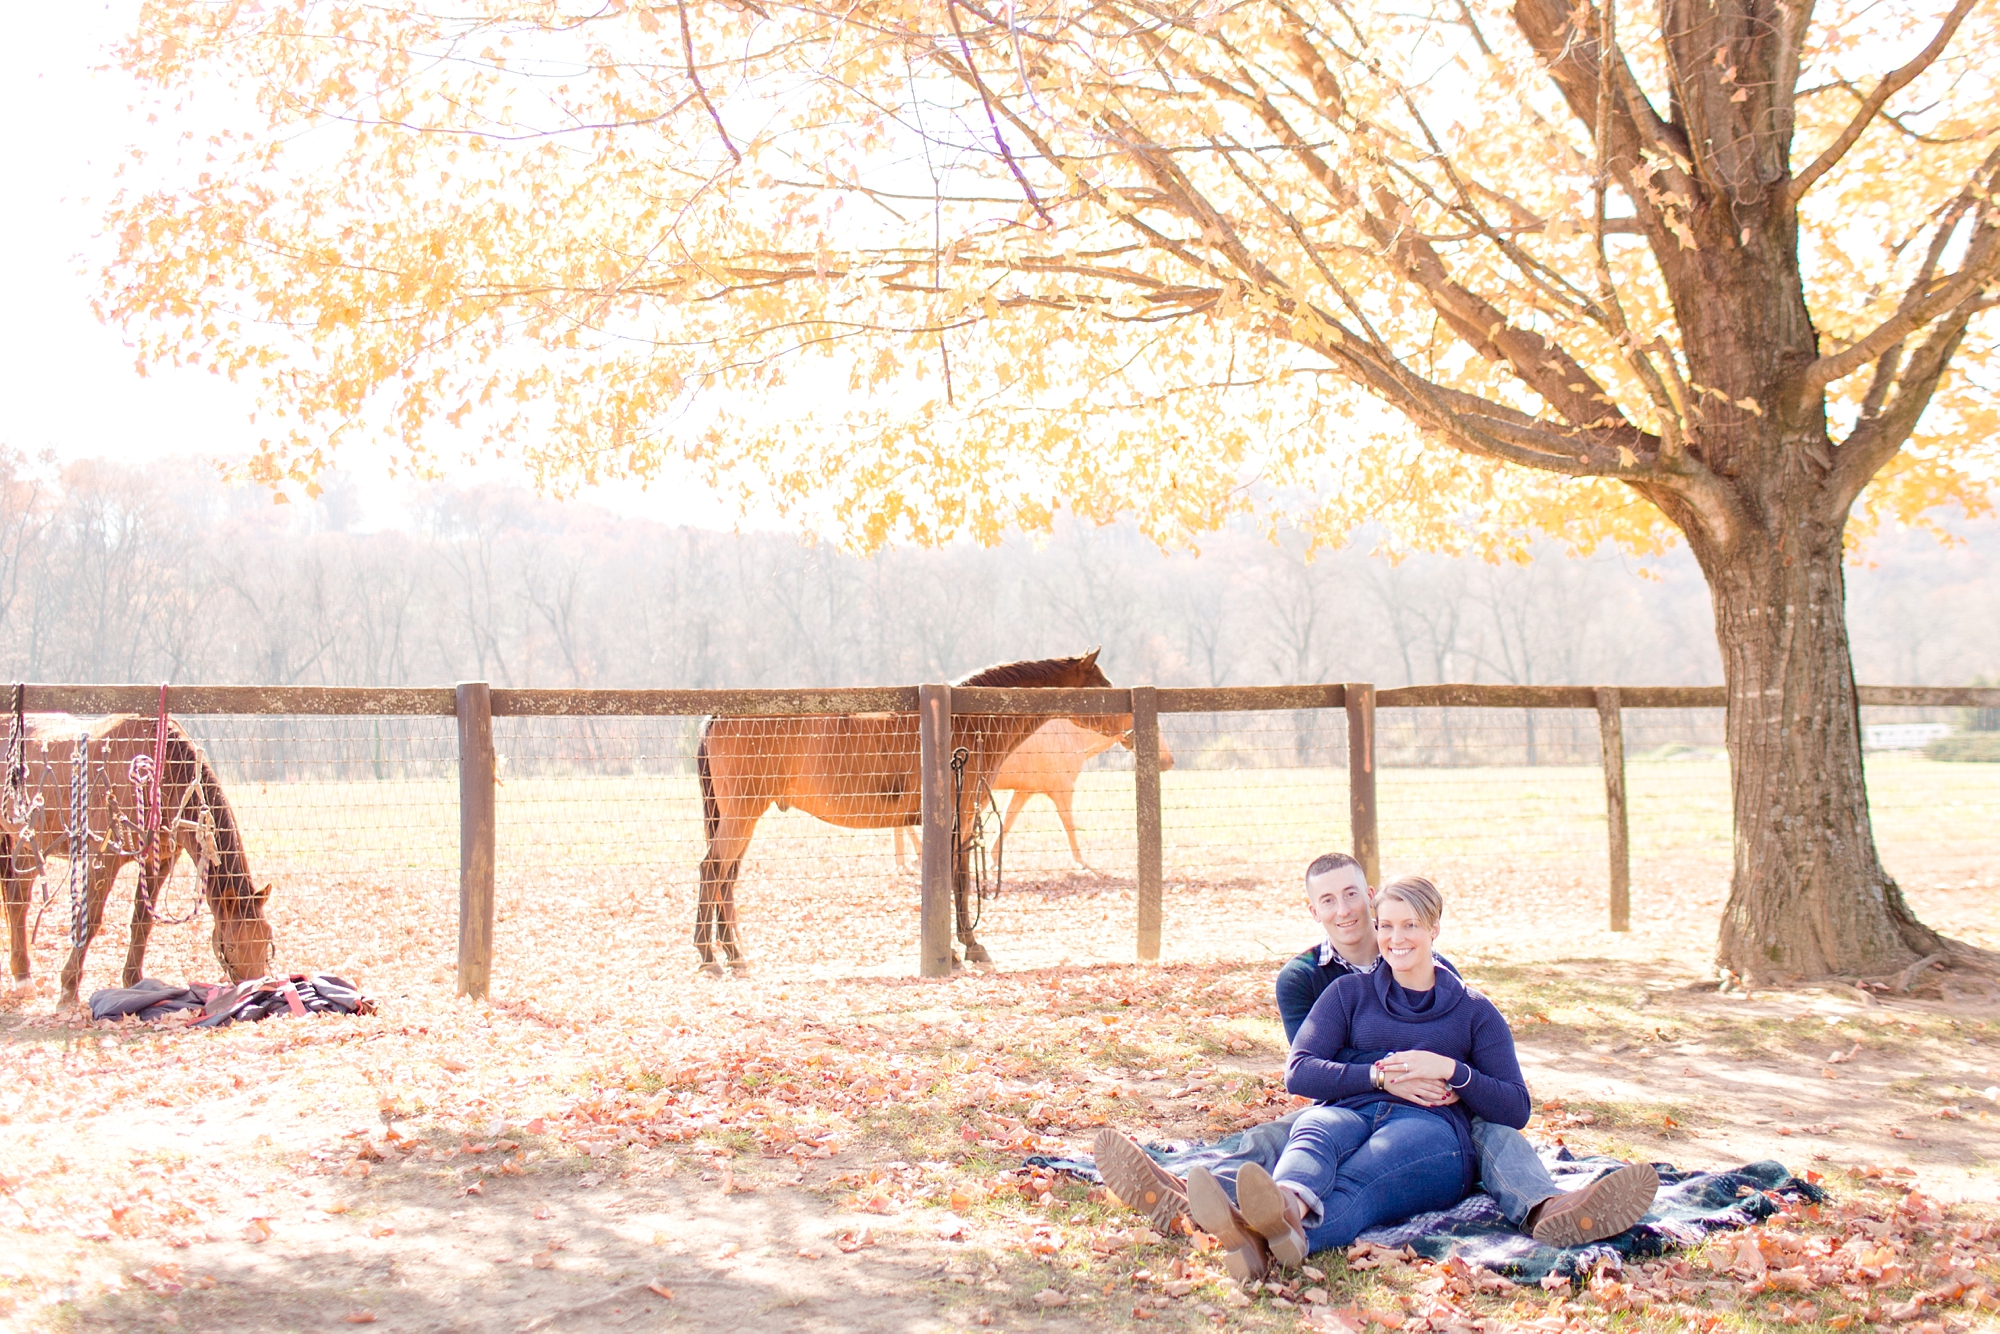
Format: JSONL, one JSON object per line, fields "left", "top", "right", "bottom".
{"left": 1095, "top": 851, "right": 1657, "bottom": 1250}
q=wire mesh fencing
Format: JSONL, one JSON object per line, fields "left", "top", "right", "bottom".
{"left": 9, "top": 685, "right": 1999, "bottom": 1001}
{"left": 8, "top": 714, "right": 458, "bottom": 1004}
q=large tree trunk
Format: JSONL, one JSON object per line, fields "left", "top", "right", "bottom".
{"left": 1695, "top": 516, "right": 1945, "bottom": 981}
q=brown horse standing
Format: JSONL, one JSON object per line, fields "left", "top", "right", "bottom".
{"left": 0, "top": 713, "right": 273, "bottom": 1006}
{"left": 693, "top": 651, "right": 1129, "bottom": 974}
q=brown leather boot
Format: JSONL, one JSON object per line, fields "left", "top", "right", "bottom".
{"left": 1185, "top": 1167, "right": 1270, "bottom": 1283}
{"left": 1093, "top": 1130, "right": 1189, "bottom": 1231}
{"left": 1235, "top": 1162, "right": 1311, "bottom": 1268}
{"left": 1526, "top": 1163, "right": 1659, "bottom": 1248}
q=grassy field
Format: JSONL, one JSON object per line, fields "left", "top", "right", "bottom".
{"left": 4, "top": 752, "right": 2000, "bottom": 1332}
{"left": 33, "top": 754, "right": 1998, "bottom": 1005}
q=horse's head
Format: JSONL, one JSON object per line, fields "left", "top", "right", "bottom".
{"left": 209, "top": 880, "right": 273, "bottom": 982}
{"left": 1065, "top": 647, "right": 1110, "bottom": 688}
{"left": 956, "top": 649, "right": 1136, "bottom": 750}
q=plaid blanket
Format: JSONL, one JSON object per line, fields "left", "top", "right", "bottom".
{"left": 1026, "top": 1142, "right": 1823, "bottom": 1282}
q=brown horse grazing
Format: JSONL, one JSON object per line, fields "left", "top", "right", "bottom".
{"left": 0, "top": 713, "right": 272, "bottom": 1007}
{"left": 693, "top": 650, "right": 1129, "bottom": 975}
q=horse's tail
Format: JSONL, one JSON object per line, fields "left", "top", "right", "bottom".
{"left": 696, "top": 723, "right": 719, "bottom": 847}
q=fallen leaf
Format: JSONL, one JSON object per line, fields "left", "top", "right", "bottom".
{"left": 242, "top": 1219, "right": 272, "bottom": 1244}
{"left": 369, "top": 1225, "right": 395, "bottom": 1239}
{"left": 1034, "top": 1290, "right": 1069, "bottom": 1307}
{"left": 341, "top": 1314, "right": 377, "bottom": 1326}
{"left": 646, "top": 1282, "right": 674, "bottom": 1299}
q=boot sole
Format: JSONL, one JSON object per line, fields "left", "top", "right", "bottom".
{"left": 1532, "top": 1163, "right": 1659, "bottom": 1248}
{"left": 1093, "top": 1130, "right": 1188, "bottom": 1231}
{"left": 1235, "top": 1163, "right": 1310, "bottom": 1268}
{"left": 1185, "top": 1168, "right": 1268, "bottom": 1281}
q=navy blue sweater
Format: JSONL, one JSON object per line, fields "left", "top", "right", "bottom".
{"left": 1286, "top": 965, "right": 1530, "bottom": 1191}
{"left": 1275, "top": 944, "right": 1458, "bottom": 1044}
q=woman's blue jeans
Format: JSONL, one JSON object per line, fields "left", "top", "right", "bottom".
{"left": 1271, "top": 1102, "right": 1468, "bottom": 1253}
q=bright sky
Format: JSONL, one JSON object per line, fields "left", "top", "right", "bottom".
{"left": 0, "top": 5, "right": 772, "bottom": 531}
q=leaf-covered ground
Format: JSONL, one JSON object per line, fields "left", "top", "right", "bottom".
{"left": 6, "top": 934, "right": 2000, "bottom": 1333}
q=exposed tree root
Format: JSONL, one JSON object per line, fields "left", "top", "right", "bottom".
{"left": 1833, "top": 936, "right": 2000, "bottom": 999}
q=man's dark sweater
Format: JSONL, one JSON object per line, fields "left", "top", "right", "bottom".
{"left": 1275, "top": 943, "right": 1458, "bottom": 1043}
{"left": 1286, "top": 965, "right": 1531, "bottom": 1191}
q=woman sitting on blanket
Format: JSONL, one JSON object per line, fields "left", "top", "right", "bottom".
{"left": 1188, "top": 875, "right": 1529, "bottom": 1275}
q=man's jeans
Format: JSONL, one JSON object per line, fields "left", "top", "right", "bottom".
{"left": 1468, "top": 1118, "right": 1560, "bottom": 1224}
{"left": 1197, "top": 1110, "right": 1557, "bottom": 1226}
{"left": 1270, "top": 1102, "right": 1468, "bottom": 1251}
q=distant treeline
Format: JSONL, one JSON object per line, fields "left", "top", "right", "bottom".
{"left": 0, "top": 452, "right": 1991, "bottom": 691}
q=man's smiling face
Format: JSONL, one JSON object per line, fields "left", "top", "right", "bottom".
{"left": 1305, "top": 863, "right": 1372, "bottom": 954}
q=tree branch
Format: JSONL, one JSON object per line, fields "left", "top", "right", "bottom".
{"left": 1800, "top": 193, "right": 2000, "bottom": 397}
{"left": 1829, "top": 304, "right": 1979, "bottom": 515}
{"left": 1788, "top": 0, "right": 1979, "bottom": 203}
{"left": 674, "top": 0, "right": 740, "bottom": 164}
{"left": 940, "top": 0, "right": 1054, "bottom": 227}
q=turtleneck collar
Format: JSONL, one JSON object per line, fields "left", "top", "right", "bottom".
{"left": 1371, "top": 957, "right": 1465, "bottom": 1020}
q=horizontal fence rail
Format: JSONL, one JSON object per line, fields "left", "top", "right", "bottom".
{"left": 10, "top": 680, "right": 1997, "bottom": 990}
{"left": 15, "top": 682, "right": 1996, "bottom": 716}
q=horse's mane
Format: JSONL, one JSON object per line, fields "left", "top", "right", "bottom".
{"left": 954, "top": 652, "right": 1105, "bottom": 689}
{"left": 166, "top": 721, "right": 259, "bottom": 910}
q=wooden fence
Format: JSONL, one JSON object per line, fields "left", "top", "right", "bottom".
{"left": 18, "top": 680, "right": 2000, "bottom": 992}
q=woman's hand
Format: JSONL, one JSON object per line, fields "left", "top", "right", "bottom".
{"left": 1378, "top": 1050, "right": 1456, "bottom": 1082}
{"left": 1383, "top": 1073, "right": 1458, "bottom": 1106}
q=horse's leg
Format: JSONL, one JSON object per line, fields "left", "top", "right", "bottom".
{"left": 1051, "top": 785, "right": 1084, "bottom": 866}
{"left": 57, "top": 861, "right": 120, "bottom": 1008}
{"left": 122, "top": 845, "right": 171, "bottom": 987}
{"left": 698, "top": 816, "right": 757, "bottom": 978}
{"left": 1, "top": 837, "right": 29, "bottom": 983}
{"left": 694, "top": 850, "right": 722, "bottom": 977}
{"left": 996, "top": 790, "right": 1031, "bottom": 861}
{"left": 716, "top": 853, "right": 749, "bottom": 974}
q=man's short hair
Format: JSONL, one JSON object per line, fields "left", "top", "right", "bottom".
{"left": 1376, "top": 875, "right": 1444, "bottom": 931}
{"left": 1304, "top": 852, "right": 1363, "bottom": 883}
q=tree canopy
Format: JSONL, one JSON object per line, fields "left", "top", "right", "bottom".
{"left": 106, "top": 0, "right": 1999, "bottom": 556}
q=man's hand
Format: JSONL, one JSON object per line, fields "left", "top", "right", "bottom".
{"left": 1383, "top": 1073, "right": 1458, "bottom": 1106}
{"left": 1378, "top": 1050, "right": 1456, "bottom": 1082}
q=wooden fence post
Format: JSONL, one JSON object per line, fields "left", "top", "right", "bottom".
{"left": 456, "top": 681, "right": 497, "bottom": 999}
{"left": 1131, "top": 686, "right": 1163, "bottom": 962}
{"left": 918, "top": 684, "right": 955, "bottom": 978}
{"left": 1345, "top": 683, "right": 1380, "bottom": 886}
{"left": 1596, "top": 687, "right": 1631, "bottom": 931}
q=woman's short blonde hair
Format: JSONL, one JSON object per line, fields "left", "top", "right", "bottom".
{"left": 1374, "top": 875, "right": 1444, "bottom": 931}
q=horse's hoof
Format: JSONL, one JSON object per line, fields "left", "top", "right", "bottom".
{"left": 696, "top": 962, "right": 724, "bottom": 979}
{"left": 728, "top": 959, "right": 752, "bottom": 976}
{"left": 962, "top": 941, "right": 993, "bottom": 965}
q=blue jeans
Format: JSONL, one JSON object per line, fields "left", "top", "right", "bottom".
{"left": 1201, "top": 1111, "right": 1556, "bottom": 1226}
{"left": 1271, "top": 1103, "right": 1469, "bottom": 1252}
{"left": 1468, "top": 1118, "right": 1559, "bottom": 1225}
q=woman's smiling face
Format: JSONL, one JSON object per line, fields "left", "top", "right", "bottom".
{"left": 1374, "top": 894, "right": 1438, "bottom": 973}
